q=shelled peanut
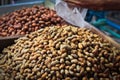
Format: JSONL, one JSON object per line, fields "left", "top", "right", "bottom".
{"left": 0, "top": 25, "right": 120, "bottom": 80}
{"left": 0, "top": 5, "right": 67, "bottom": 37}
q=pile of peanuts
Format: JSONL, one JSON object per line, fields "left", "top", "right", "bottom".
{"left": 0, "top": 25, "right": 120, "bottom": 80}
{"left": 0, "top": 6, "right": 67, "bottom": 37}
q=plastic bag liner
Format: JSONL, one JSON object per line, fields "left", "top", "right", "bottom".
{"left": 55, "top": 0, "right": 87, "bottom": 27}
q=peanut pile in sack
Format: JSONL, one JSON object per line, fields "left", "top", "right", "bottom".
{"left": 0, "top": 25, "right": 120, "bottom": 80}
{"left": 0, "top": 0, "right": 120, "bottom": 80}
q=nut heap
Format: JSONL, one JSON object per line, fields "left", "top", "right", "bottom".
{"left": 0, "top": 25, "right": 120, "bottom": 80}
{"left": 0, "top": 6, "right": 67, "bottom": 37}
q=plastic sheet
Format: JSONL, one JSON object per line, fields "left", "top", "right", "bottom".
{"left": 55, "top": 0, "right": 87, "bottom": 27}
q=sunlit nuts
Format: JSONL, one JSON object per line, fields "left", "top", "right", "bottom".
{"left": 60, "top": 44, "right": 71, "bottom": 50}
{"left": 86, "top": 61, "right": 92, "bottom": 66}
{"left": 0, "top": 32, "right": 7, "bottom": 36}
{"left": 69, "top": 64, "right": 76, "bottom": 70}
{"left": 80, "top": 67, "right": 84, "bottom": 75}
{"left": 0, "top": 25, "right": 120, "bottom": 80}
{"left": 65, "top": 61, "right": 71, "bottom": 65}
{"left": 82, "top": 77, "right": 88, "bottom": 80}
{"left": 41, "top": 72, "right": 48, "bottom": 79}
{"left": 60, "top": 58, "right": 64, "bottom": 64}
{"left": 76, "top": 65, "right": 81, "bottom": 71}
{"left": 78, "top": 43, "right": 83, "bottom": 49}
{"left": 65, "top": 77, "right": 71, "bottom": 80}
{"left": 61, "top": 53, "right": 67, "bottom": 58}
{"left": 65, "top": 70, "right": 69, "bottom": 75}
{"left": 105, "top": 63, "right": 113, "bottom": 68}
{"left": 60, "top": 69, "right": 65, "bottom": 74}
{"left": 89, "top": 78, "right": 95, "bottom": 80}
{"left": 116, "top": 56, "right": 120, "bottom": 61}
{"left": 68, "top": 55, "right": 73, "bottom": 60}
{"left": 71, "top": 59, "right": 78, "bottom": 64}
{"left": 24, "top": 69, "right": 31, "bottom": 73}
{"left": 86, "top": 67, "right": 91, "bottom": 72}
{"left": 14, "top": 24, "right": 21, "bottom": 29}
{"left": 51, "top": 60, "right": 59, "bottom": 66}
{"left": 69, "top": 70, "right": 74, "bottom": 75}
{"left": 0, "top": 58, "right": 6, "bottom": 65}
{"left": 71, "top": 53, "right": 78, "bottom": 58}
{"left": 59, "top": 64, "right": 65, "bottom": 69}
{"left": 51, "top": 67, "right": 59, "bottom": 71}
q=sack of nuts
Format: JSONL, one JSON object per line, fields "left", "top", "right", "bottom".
{"left": 0, "top": 25, "right": 120, "bottom": 80}
{"left": 0, "top": 6, "right": 67, "bottom": 37}
{"left": 0, "top": 5, "right": 68, "bottom": 51}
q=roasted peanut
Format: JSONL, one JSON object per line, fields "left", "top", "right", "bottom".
{"left": 0, "top": 25, "right": 120, "bottom": 80}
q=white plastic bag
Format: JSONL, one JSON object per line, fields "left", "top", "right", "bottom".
{"left": 55, "top": 0, "right": 87, "bottom": 27}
